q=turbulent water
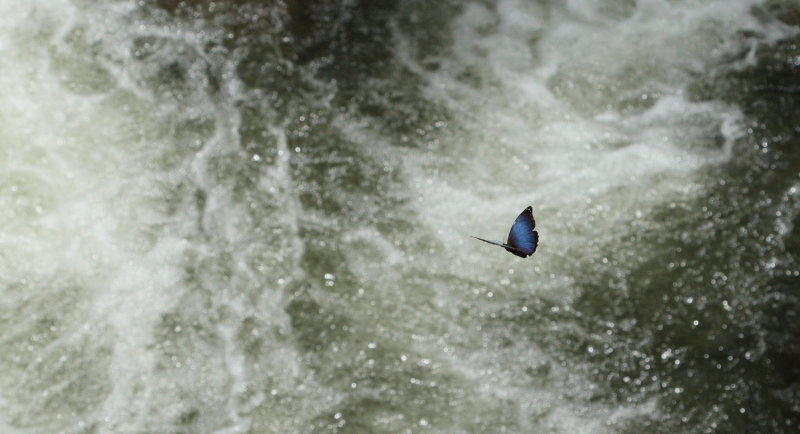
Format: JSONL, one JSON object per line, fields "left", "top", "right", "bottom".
{"left": 1, "top": 0, "right": 799, "bottom": 433}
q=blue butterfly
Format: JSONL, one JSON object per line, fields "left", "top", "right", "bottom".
{"left": 473, "top": 206, "right": 539, "bottom": 258}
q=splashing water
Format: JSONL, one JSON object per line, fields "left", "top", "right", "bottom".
{"left": 1, "top": 0, "right": 799, "bottom": 433}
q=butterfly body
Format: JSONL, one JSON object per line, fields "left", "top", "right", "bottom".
{"left": 473, "top": 206, "right": 539, "bottom": 258}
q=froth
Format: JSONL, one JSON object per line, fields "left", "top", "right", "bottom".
{"left": 0, "top": 0, "right": 207, "bottom": 430}
{"left": 391, "top": 0, "right": 793, "bottom": 429}
{"left": 2, "top": 0, "right": 797, "bottom": 433}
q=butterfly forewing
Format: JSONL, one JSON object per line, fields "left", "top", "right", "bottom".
{"left": 506, "top": 206, "right": 538, "bottom": 256}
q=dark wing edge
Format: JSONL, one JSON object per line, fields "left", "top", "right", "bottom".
{"left": 527, "top": 206, "right": 536, "bottom": 230}
{"left": 519, "top": 206, "right": 535, "bottom": 229}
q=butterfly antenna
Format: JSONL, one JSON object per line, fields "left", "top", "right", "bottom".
{"left": 471, "top": 236, "right": 505, "bottom": 247}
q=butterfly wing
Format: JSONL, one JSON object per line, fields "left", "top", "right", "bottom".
{"left": 506, "top": 206, "right": 538, "bottom": 257}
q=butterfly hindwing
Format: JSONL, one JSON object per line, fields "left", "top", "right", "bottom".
{"left": 506, "top": 206, "right": 538, "bottom": 257}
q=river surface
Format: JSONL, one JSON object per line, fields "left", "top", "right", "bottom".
{"left": 1, "top": 1, "right": 799, "bottom": 433}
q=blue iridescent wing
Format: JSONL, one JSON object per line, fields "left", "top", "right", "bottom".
{"left": 506, "top": 206, "right": 538, "bottom": 257}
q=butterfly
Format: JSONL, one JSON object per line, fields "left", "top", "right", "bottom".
{"left": 472, "top": 206, "right": 539, "bottom": 258}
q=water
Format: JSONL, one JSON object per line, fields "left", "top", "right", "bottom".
{"left": 1, "top": 0, "right": 799, "bottom": 433}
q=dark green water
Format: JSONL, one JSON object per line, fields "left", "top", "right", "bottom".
{"left": 1, "top": 1, "right": 799, "bottom": 433}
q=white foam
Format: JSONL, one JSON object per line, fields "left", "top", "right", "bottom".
{"left": 404, "top": 0, "right": 780, "bottom": 268}
{"left": 0, "top": 1, "right": 239, "bottom": 430}
{"left": 390, "top": 0, "right": 796, "bottom": 429}
{"left": 1, "top": 0, "right": 796, "bottom": 432}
